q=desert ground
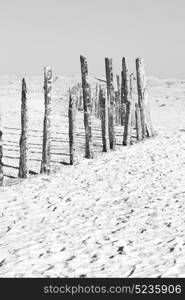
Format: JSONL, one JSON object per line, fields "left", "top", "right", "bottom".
{"left": 0, "top": 75, "right": 185, "bottom": 277}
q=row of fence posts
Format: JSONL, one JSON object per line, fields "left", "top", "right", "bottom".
{"left": 0, "top": 66, "right": 53, "bottom": 186}
{"left": 68, "top": 56, "right": 155, "bottom": 165}
{"left": 0, "top": 56, "right": 154, "bottom": 186}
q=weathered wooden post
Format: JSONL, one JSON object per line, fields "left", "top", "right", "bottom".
{"left": 68, "top": 88, "right": 77, "bottom": 165}
{"left": 40, "top": 66, "right": 52, "bottom": 174}
{"left": 135, "top": 103, "right": 142, "bottom": 141}
{"left": 79, "top": 87, "right": 83, "bottom": 110}
{"left": 76, "top": 83, "right": 83, "bottom": 111}
{"left": 129, "top": 73, "right": 136, "bottom": 127}
{"left": 0, "top": 104, "right": 3, "bottom": 186}
{"left": 99, "top": 86, "right": 110, "bottom": 152}
{"left": 130, "top": 73, "right": 134, "bottom": 99}
{"left": 116, "top": 75, "right": 121, "bottom": 125}
{"left": 95, "top": 84, "right": 99, "bottom": 118}
{"left": 105, "top": 57, "right": 116, "bottom": 150}
{"left": 123, "top": 97, "right": 134, "bottom": 146}
{"left": 92, "top": 87, "right": 96, "bottom": 116}
{"left": 136, "top": 57, "right": 154, "bottom": 138}
{"left": 121, "top": 57, "right": 129, "bottom": 126}
{"left": 19, "top": 78, "right": 29, "bottom": 178}
{"left": 80, "top": 55, "right": 93, "bottom": 158}
{"left": 115, "top": 91, "right": 119, "bottom": 125}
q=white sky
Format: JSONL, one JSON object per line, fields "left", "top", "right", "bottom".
{"left": 0, "top": 0, "right": 185, "bottom": 78}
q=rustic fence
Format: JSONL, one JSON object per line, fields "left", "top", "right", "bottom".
{"left": 0, "top": 56, "right": 154, "bottom": 186}
{"left": 69, "top": 56, "right": 154, "bottom": 162}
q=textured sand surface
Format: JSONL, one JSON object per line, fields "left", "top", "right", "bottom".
{"left": 0, "top": 76, "right": 185, "bottom": 277}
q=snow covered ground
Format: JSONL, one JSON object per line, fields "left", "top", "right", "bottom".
{"left": 0, "top": 76, "right": 185, "bottom": 277}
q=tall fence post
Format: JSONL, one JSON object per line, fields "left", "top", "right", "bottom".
{"left": 136, "top": 57, "right": 154, "bottom": 138}
{"left": 80, "top": 55, "right": 93, "bottom": 159}
{"left": 99, "top": 86, "right": 110, "bottom": 152}
{"left": 0, "top": 104, "right": 3, "bottom": 186}
{"left": 19, "top": 78, "right": 29, "bottom": 178}
{"left": 95, "top": 83, "right": 99, "bottom": 118}
{"left": 105, "top": 57, "right": 116, "bottom": 150}
{"left": 68, "top": 88, "right": 77, "bottom": 165}
{"left": 116, "top": 75, "right": 121, "bottom": 125}
{"left": 121, "top": 57, "right": 129, "bottom": 126}
{"left": 40, "top": 66, "right": 52, "bottom": 174}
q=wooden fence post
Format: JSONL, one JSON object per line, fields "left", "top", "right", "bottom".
{"left": 105, "top": 57, "right": 116, "bottom": 150}
{"left": 130, "top": 73, "right": 134, "bottom": 99}
{"left": 115, "top": 91, "right": 119, "bottom": 125}
{"left": 129, "top": 73, "right": 136, "bottom": 127}
{"left": 135, "top": 103, "right": 142, "bottom": 141}
{"left": 121, "top": 57, "right": 129, "bottom": 126}
{"left": 80, "top": 55, "right": 93, "bottom": 159}
{"left": 0, "top": 104, "right": 3, "bottom": 186}
{"left": 92, "top": 86, "right": 96, "bottom": 116}
{"left": 19, "top": 78, "right": 29, "bottom": 178}
{"left": 40, "top": 66, "right": 52, "bottom": 174}
{"left": 123, "top": 97, "right": 134, "bottom": 146}
{"left": 76, "top": 84, "right": 83, "bottom": 111}
{"left": 68, "top": 88, "right": 77, "bottom": 165}
{"left": 95, "top": 84, "right": 99, "bottom": 118}
{"left": 136, "top": 57, "right": 154, "bottom": 138}
{"left": 116, "top": 75, "right": 121, "bottom": 125}
{"left": 99, "top": 86, "right": 110, "bottom": 152}
{"left": 116, "top": 75, "right": 121, "bottom": 97}
{"left": 79, "top": 87, "right": 83, "bottom": 110}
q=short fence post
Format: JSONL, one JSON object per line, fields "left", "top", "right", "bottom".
{"left": 80, "top": 55, "right": 93, "bottom": 159}
{"left": 136, "top": 57, "right": 154, "bottom": 138}
{"left": 99, "top": 86, "right": 110, "bottom": 152}
{"left": 40, "top": 66, "right": 52, "bottom": 174}
{"left": 105, "top": 57, "right": 116, "bottom": 150}
{"left": 0, "top": 105, "right": 3, "bottom": 186}
{"left": 19, "top": 78, "right": 29, "bottom": 178}
{"left": 121, "top": 57, "right": 129, "bottom": 126}
{"left": 123, "top": 97, "right": 134, "bottom": 146}
{"left": 68, "top": 88, "right": 77, "bottom": 165}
